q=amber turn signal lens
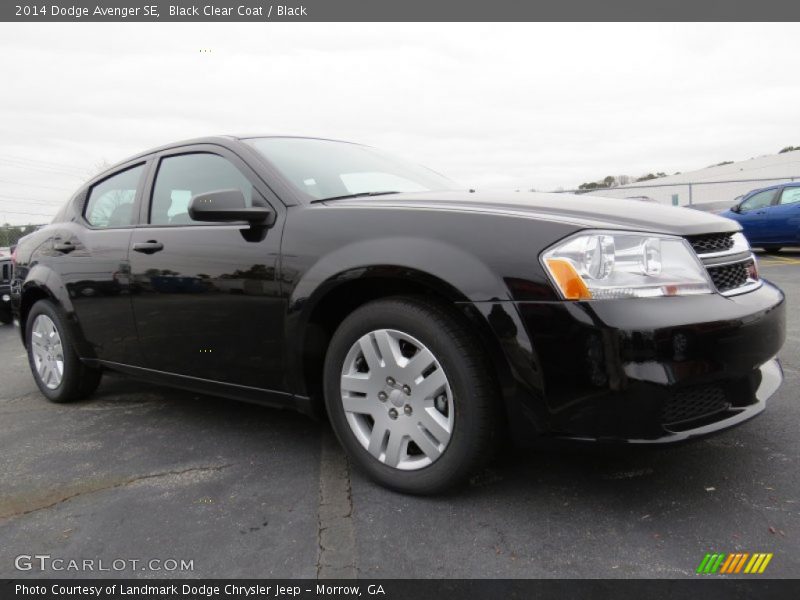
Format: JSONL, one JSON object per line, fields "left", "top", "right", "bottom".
{"left": 545, "top": 258, "right": 592, "bottom": 300}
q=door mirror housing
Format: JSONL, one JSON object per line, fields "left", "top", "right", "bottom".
{"left": 188, "top": 189, "right": 275, "bottom": 225}
{"left": 730, "top": 203, "right": 741, "bottom": 213}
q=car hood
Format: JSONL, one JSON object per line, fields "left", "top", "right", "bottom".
{"left": 328, "top": 191, "right": 741, "bottom": 236}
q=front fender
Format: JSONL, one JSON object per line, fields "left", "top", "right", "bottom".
{"left": 283, "top": 237, "right": 544, "bottom": 418}
{"left": 289, "top": 236, "right": 507, "bottom": 312}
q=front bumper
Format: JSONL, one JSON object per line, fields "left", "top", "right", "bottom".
{"left": 624, "top": 357, "right": 781, "bottom": 443}
{"left": 476, "top": 280, "right": 786, "bottom": 443}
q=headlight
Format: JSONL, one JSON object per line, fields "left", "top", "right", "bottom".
{"left": 541, "top": 231, "right": 713, "bottom": 299}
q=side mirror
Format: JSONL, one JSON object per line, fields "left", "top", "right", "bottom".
{"left": 188, "top": 189, "right": 275, "bottom": 225}
{"left": 730, "top": 204, "right": 741, "bottom": 213}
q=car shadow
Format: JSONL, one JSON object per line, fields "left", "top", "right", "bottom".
{"left": 79, "top": 371, "right": 769, "bottom": 522}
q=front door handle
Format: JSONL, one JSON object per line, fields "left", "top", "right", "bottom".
{"left": 132, "top": 241, "right": 164, "bottom": 254}
{"left": 53, "top": 241, "right": 75, "bottom": 253}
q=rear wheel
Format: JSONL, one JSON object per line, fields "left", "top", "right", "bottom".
{"left": 25, "top": 299, "right": 102, "bottom": 403}
{"left": 763, "top": 246, "right": 782, "bottom": 254}
{"left": 323, "top": 297, "right": 497, "bottom": 494}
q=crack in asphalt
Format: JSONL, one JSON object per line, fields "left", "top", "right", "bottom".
{"left": 0, "top": 464, "right": 232, "bottom": 521}
{"left": 316, "top": 431, "right": 356, "bottom": 579}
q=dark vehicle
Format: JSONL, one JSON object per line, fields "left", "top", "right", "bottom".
{"left": 1, "top": 252, "right": 12, "bottom": 324}
{"left": 722, "top": 183, "right": 800, "bottom": 252}
{"left": 11, "top": 137, "right": 786, "bottom": 494}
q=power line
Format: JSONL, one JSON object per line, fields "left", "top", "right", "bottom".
{"left": 0, "top": 195, "right": 66, "bottom": 206}
{"left": 0, "top": 153, "right": 87, "bottom": 174}
{"left": 0, "top": 208, "right": 57, "bottom": 217}
{"left": 0, "top": 155, "right": 85, "bottom": 172}
{"left": 0, "top": 178, "right": 72, "bottom": 192}
{"left": 0, "top": 159, "right": 86, "bottom": 179}
{"left": 0, "top": 200, "right": 66, "bottom": 209}
{"left": 2, "top": 160, "right": 85, "bottom": 177}
{"left": 0, "top": 163, "right": 85, "bottom": 179}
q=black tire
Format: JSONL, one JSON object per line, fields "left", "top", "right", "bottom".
{"left": 0, "top": 309, "right": 12, "bottom": 325}
{"left": 323, "top": 297, "right": 498, "bottom": 494}
{"left": 25, "top": 299, "right": 102, "bottom": 403}
{"left": 763, "top": 246, "right": 782, "bottom": 254}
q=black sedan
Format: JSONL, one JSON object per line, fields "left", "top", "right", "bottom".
{"left": 10, "top": 136, "right": 786, "bottom": 494}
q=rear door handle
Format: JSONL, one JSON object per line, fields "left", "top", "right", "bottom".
{"left": 53, "top": 240, "right": 75, "bottom": 253}
{"left": 132, "top": 241, "right": 164, "bottom": 254}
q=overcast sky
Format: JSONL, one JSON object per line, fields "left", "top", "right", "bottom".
{"left": 0, "top": 22, "right": 798, "bottom": 224}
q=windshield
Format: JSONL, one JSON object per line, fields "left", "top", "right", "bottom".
{"left": 244, "top": 137, "right": 456, "bottom": 202}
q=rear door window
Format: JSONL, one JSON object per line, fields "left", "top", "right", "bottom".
{"left": 779, "top": 187, "right": 800, "bottom": 205}
{"left": 84, "top": 164, "right": 144, "bottom": 228}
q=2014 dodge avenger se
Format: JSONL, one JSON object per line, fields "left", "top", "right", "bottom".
{"left": 10, "top": 136, "right": 786, "bottom": 494}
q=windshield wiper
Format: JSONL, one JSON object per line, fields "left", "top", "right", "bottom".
{"left": 309, "top": 191, "right": 402, "bottom": 204}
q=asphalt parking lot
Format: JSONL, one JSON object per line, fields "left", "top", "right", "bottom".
{"left": 1, "top": 250, "right": 798, "bottom": 579}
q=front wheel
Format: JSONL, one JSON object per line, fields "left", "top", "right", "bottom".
{"left": 323, "top": 297, "right": 497, "bottom": 494}
{"left": 25, "top": 299, "right": 102, "bottom": 403}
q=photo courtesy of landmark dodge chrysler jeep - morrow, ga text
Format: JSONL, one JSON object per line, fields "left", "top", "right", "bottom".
{"left": 9, "top": 136, "right": 786, "bottom": 494}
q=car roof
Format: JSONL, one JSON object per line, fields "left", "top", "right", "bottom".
{"left": 748, "top": 181, "right": 800, "bottom": 194}
{"left": 87, "top": 135, "right": 361, "bottom": 188}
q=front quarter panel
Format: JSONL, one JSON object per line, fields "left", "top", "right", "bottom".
{"left": 281, "top": 204, "right": 577, "bottom": 306}
{"left": 280, "top": 203, "right": 579, "bottom": 404}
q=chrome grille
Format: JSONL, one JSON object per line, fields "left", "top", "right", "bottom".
{"left": 687, "top": 232, "right": 734, "bottom": 255}
{"left": 684, "top": 231, "right": 759, "bottom": 296}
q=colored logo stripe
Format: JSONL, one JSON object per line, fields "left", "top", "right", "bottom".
{"left": 696, "top": 554, "right": 713, "bottom": 573}
{"left": 722, "top": 553, "right": 748, "bottom": 573}
{"left": 697, "top": 553, "right": 726, "bottom": 573}
{"left": 698, "top": 552, "right": 773, "bottom": 574}
{"left": 720, "top": 554, "right": 736, "bottom": 573}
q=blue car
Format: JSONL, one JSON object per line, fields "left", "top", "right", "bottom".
{"left": 721, "top": 182, "right": 800, "bottom": 253}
